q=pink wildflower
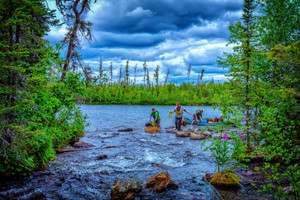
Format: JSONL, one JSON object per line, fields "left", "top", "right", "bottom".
{"left": 223, "top": 133, "right": 229, "bottom": 140}
{"left": 239, "top": 135, "right": 244, "bottom": 140}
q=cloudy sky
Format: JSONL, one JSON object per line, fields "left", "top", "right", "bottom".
{"left": 46, "top": 0, "right": 243, "bottom": 84}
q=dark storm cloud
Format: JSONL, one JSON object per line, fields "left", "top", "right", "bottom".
{"left": 92, "top": 32, "right": 165, "bottom": 48}
{"left": 46, "top": 0, "right": 244, "bottom": 83}
{"left": 90, "top": 0, "right": 242, "bottom": 34}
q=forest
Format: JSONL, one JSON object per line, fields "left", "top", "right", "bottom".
{"left": 81, "top": 82, "right": 227, "bottom": 105}
{"left": 0, "top": 0, "right": 299, "bottom": 199}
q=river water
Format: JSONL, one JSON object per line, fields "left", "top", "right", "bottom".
{"left": 0, "top": 105, "right": 260, "bottom": 200}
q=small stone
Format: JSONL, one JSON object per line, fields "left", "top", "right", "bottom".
{"left": 245, "top": 171, "right": 256, "bottom": 176}
{"left": 118, "top": 128, "right": 133, "bottom": 132}
{"left": 100, "top": 170, "right": 109, "bottom": 175}
{"left": 283, "top": 186, "right": 292, "bottom": 194}
{"left": 97, "top": 154, "right": 108, "bottom": 160}
{"left": 203, "top": 173, "right": 212, "bottom": 182}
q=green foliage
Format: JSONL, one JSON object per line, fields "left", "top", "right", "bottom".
{"left": 0, "top": 0, "right": 87, "bottom": 177}
{"left": 218, "top": 0, "right": 300, "bottom": 198}
{"left": 79, "top": 82, "right": 227, "bottom": 105}
{"left": 201, "top": 130, "right": 247, "bottom": 172}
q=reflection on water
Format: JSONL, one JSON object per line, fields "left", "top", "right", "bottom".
{"left": 0, "top": 105, "right": 258, "bottom": 200}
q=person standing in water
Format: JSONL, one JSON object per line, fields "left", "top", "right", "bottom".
{"left": 170, "top": 102, "right": 191, "bottom": 131}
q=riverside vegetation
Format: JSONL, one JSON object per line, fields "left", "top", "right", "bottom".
{"left": 0, "top": 0, "right": 299, "bottom": 199}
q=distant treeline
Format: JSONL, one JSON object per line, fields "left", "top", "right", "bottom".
{"left": 80, "top": 82, "right": 227, "bottom": 105}
{"left": 80, "top": 60, "right": 224, "bottom": 105}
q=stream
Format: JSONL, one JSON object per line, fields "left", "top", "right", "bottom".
{"left": 0, "top": 105, "right": 262, "bottom": 199}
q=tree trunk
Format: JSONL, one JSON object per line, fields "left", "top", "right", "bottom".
{"left": 61, "top": 0, "right": 81, "bottom": 81}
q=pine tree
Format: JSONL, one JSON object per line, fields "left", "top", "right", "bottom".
{"left": 125, "top": 60, "right": 130, "bottom": 85}
{"left": 218, "top": 0, "right": 258, "bottom": 147}
{"left": 58, "top": 0, "right": 96, "bottom": 80}
{"left": 0, "top": 0, "right": 87, "bottom": 176}
{"left": 146, "top": 69, "right": 150, "bottom": 88}
{"left": 143, "top": 61, "right": 147, "bottom": 86}
{"left": 99, "top": 55, "right": 103, "bottom": 85}
{"left": 134, "top": 63, "right": 137, "bottom": 86}
{"left": 110, "top": 61, "right": 113, "bottom": 85}
{"left": 187, "top": 63, "right": 191, "bottom": 91}
{"left": 165, "top": 68, "right": 170, "bottom": 85}
{"left": 154, "top": 65, "right": 160, "bottom": 86}
{"left": 83, "top": 65, "right": 94, "bottom": 87}
{"left": 118, "top": 66, "right": 122, "bottom": 86}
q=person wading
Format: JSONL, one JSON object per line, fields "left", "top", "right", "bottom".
{"left": 170, "top": 102, "right": 191, "bottom": 131}
{"left": 191, "top": 109, "right": 204, "bottom": 125}
{"left": 149, "top": 108, "right": 160, "bottom": 126}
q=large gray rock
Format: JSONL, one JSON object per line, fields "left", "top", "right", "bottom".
{"left": 111, "top": 178, "right": 143, "bottom": 200}
{"left": 190, "top": 133, "right": 207, "bottom": 140}
{"left": 176, "top": 130, "right": 190, "bottom": 137}
{"left": 73, "top": 142, "right": 95, "bottom": 148}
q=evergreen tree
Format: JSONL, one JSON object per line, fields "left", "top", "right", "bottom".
{"left": 99, "top": 55, "right": 103, "bottom": 85}
{"left": 0, "top": 0, "right": 87, "bottom": 176}
{"left": 146, "top": 69, "right": 150, "bottom": 88}
{"left": 143, "top": 61, "right": 147, "bottom": 86}
{"left": 125, "top": 60, "right": 129, "bottom": 85}
{"left": 187, "top": 63, "right": 191, "bottom": 90}
{"left": 218, "top": 0, "right": 258, "bottom": 147}
{"left": 165, "top": 68, "right": 170, "bottom": 85}
{"left": 118, "top": 66, "right": 122, "bottom": 86}
{"left": 110, "top": 61, "right": 113, "bottom": 85}
{"left": 57, "top": 0, "right": 96, "bottom": 80}
{"left": 134, "top": 63, "right": 137, "bottom": 86}
{"left": 154, "top": 65, "right": 160, "bottom": 86}
{"left": 83, "top": 65, "right": 94, "bottom": 87}
{"left": 254, "top": 1, "right": 300, "bottom": 197}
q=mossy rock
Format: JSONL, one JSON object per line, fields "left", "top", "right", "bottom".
{"left": 210, "top": 172, "right": 241, "bottom": 189}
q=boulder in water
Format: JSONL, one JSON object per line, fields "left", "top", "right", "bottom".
{"left": 146, "top": 171, "right": 178, "bottom": 192}
{"left": 176, "top": 130, "right": 190, "bottom": 137}
{"left": 210, "top": 172, "right": 241, "bottom": 189}
{"left": 73, "top": 142, "right": 95, "bottom": 148}
{"left": 202, "top": 131, "right": 212, "bottom": 137}
{"left": 166, "top": 128, "right": 177, "bottom": 133}
{"left": 111, "top": 178, "right": 143, "bottom": 200}
{"left": 97, "top": 154, "right": 108, "bottom": 160}
{"left": 203, "top": 173, "right": 212, "bottom": 182}
{"left": 190, "top": 133, "right": 206, "bottom": 140}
